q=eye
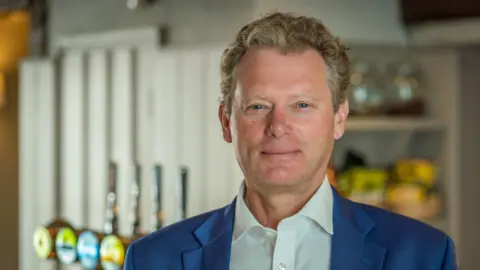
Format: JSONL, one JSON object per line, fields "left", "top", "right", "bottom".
{"left": 248, "top": 104, "right": 266, "bottom": 110}
{"left": 297, "top": 102, "right": 310, "bottom": 108}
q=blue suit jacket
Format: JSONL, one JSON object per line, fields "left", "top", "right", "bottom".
{"left": 124, "top": 188, "right": 457, "bottom": 270}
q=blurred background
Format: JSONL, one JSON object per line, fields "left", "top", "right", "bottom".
{"left": 1, "top": 0, "right": 479, "bottom": 269}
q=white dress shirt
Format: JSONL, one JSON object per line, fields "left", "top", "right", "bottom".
{"left": 229, "top": 177, "right": 334, "bottom": 270}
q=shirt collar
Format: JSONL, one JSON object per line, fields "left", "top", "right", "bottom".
{"left": 233, "top": 181, "right": 262, "bottom": 241}
{"left": 297, "top": 176, "right": 334, "bottom": 235}
{"left": 233, "top": 176, "right": 334, "bottom": 241}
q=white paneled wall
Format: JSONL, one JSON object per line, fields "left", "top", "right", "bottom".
{"left": 110, "top": 48, "right": 137, "bottom": 238}
{"left": 178, "top": 50, "right": 207, "bottom": 217}
{"left": 19, "top": 59, "right": 58, "bottom": 270}
{"left": 135, "top": 46, "right": 156, "bottom": 233}
{"left": 152, "top": 51, "right": 181, "bottom": 225}
{"left": 86, "top": 49, "right": 110, "bottom": 235}
{"left": 60, "top": 50, "right": 87, "bottom": 270}
{"left": 205, "top": 50, "right": 233, "bottom": 210}
{"left": 20, "top": 46, "right": 243, "bottom": 270}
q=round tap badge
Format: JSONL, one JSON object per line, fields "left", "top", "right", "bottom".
{"left": 77, "top": 231, "right": 100, "bottom": 269}
{"left": 33, "top": 226, "right": 53, "bottom": 259}
{"left": 55, "top": 227, "right": 77, "bottom": 264}
{"left": 100, "top": 235, "right": 125, "bottom": 270}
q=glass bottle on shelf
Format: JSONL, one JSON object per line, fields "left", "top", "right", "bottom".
{"left": 384, "top": 60, "right": 425, "bottom": 116}
{"left": 347, "top": 60, "right": 385, "bottom": 116}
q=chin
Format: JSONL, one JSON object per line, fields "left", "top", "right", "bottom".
{"left": 258, "top": 166, "right": 305, "bottom": 187}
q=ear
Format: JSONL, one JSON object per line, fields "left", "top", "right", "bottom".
{"left": 333, "top": 101, "right": 349, "bottom": 140}
{"left": 218, "top": 104, "right": 232, "bottom": 143}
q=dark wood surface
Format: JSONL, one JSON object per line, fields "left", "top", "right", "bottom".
{"left": 401, "top": 0, "right": 480, "bottom": 25}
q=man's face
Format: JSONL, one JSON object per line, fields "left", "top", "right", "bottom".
{"left": 219, "top": 48, "right": 348, "bottom": 192}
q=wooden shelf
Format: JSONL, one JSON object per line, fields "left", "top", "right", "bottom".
{"left": 345, "top": 117, "right": 444, "bottom": 131}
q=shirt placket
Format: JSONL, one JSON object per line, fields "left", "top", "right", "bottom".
{"left": 272, "top": 230, "right": 295, "bottom": 270}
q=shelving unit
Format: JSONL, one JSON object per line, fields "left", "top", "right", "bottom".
{"left": 345, "top": 116, "right": 444, "bottom": 131}
{"left": 332, "top": 44, "right": 461, "bottom": 260}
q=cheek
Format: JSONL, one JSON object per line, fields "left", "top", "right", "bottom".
{"left": 295, "top": 114, "right": 335, "bottom": 143}
{"left": 234, "top": 117, "right": 265, "bottom": 145}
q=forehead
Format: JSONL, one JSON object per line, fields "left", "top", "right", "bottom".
{"left": 235, "top": 48, "right": 329, "bottom": 96}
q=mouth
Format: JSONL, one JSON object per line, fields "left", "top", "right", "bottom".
{"left": 260, "top": 150, "right": 301, "bottom": 156}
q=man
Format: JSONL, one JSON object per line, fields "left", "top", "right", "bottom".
{"left": 124, "top": 12, "right": 456, "bottom": 270}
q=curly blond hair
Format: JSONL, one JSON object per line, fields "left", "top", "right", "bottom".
{"left": 220, "top": 12, "right": 350, "bottom": 115}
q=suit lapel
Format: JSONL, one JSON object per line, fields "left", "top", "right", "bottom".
{"left": 182, "top": 199, "right": 236, "bottom": 270}
{"left": 330, "top": 189, "right": 386, "bottom": 270}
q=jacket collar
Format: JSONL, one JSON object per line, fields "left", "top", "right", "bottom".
{"left": 330, "top": 188, "right": 386, "bottom": 270}
{"left": 182, "top": 200, "right": 236, "bottom": 270}
{"left": 182, "top": 187, "right": 386, "bottom": 270}
{"left": 193, "top": 201, "right": 235, "bottom": 246}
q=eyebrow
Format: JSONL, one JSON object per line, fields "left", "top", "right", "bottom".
{"left": 241, "top": 84, "right": 324, "bottom": 102}
{"left": 247, "top": 95, "right": 270, "bottom": 102}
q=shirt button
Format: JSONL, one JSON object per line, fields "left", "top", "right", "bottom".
{"left": 278, "top": 262, "right": 287, "bottom": 270}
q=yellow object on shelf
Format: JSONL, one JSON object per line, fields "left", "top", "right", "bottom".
{"left": 385, "top": 184, "right": 426, "bottom": 206}
{"left": 350, "top": 168, "right": 388, "bottom": 192}
{"left": 393, "top": 159, "right": 437, "bottom": 187}
{"left": 344, "top": 167, "right": 389, "bottom": 207}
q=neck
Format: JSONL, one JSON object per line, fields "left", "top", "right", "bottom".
{"left": 244, "top": 175, "right": 325, "bottom": 230}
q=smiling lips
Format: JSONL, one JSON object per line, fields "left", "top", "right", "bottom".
{"left": 260, "top": 148, "right": 301, "bottom": 156}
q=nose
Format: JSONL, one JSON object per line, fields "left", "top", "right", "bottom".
{"left": 266, "top": 107, "right": 291, "bottom": 138}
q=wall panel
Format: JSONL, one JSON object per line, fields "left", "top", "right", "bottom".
{"left": 178, "top": 49, "right": 206, "bottom": 217}
{"left": 19, "top": 59, "right": 58, "bottom": 270}
{"left": 205, "top": 49, "right": 231, "bottom": 210}
{"left": 152, "top": 51, "right": 181, "bottom": 225}
{"left": 110, "top": 48, "right": 137, "bottom": 237}
{"left": 86, "top": 49, "right": 110, "bottom": 232}
{"left": 59, "top": 50, "right": 86, "bottom": 270}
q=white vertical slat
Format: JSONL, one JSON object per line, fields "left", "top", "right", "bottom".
{"left": 178, "top": 50, "right": 206, "bottom": 217}
{"left": 110, "top": 48, "right": 136, "bottom": 237}
{"left": 19, "top": 60, "right": 40, "bottom": 270}
{"left": 60, "top": 50, "right": 87, "bottom": 270}
{"left": 86, "top": 49, "right": 110, "bottom": 231}
{"left": 36, "top": 60, "right": 58, "bottom": 270}
{"left": 153, "top": 51, "right": 181, "bottom": 225}
{"left": 135, "top": 46, "right": 156, "bottom": 233}
{"left": 205, "top": 49, "right": 230, "bottom": 210}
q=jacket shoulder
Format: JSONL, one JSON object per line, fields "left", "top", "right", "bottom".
{"left": 359, "top": 202, "right": 446, "bottom": 240}
{"left": 354, "top": 201, "right": 456, "bottom": 268}
{"left": 134, "top": 208, "right": 218, "bottom": 249}
{"left": 124, "top": 207, "right": 225, "bottom": 268}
